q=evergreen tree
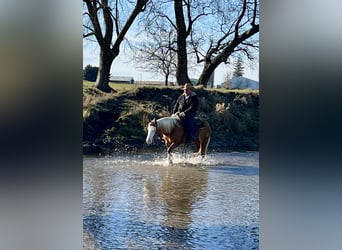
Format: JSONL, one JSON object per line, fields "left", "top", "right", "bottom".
{"left": 233, "top": 56, "right": 244, "bottom": 78}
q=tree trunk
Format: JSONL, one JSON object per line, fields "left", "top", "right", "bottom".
{"left": 176, "top": 51, "right": 191, "bottom": 86}
{"left": 197, "top": 62, "right": 217, "bottom": 88}
{"left": 174, "top": 0, "right": 191, "bottom": 86}
{"left": 164, "top": 73, "right": 169, "bottom": 86}
{"left": 95, "top": 48, "right": 115, "bottom": 93}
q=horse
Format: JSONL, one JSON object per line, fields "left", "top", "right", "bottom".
{"left": 145, "top": 115, "right": 211, "bottom": 164}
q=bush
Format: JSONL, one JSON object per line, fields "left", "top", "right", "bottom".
{"left": 83, "top": 64, "right": 98, "bottom": 82}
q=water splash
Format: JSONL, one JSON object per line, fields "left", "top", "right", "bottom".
{"left": 94, "top": 151, "right": 258, "bottom": 169}
{"left": 97, "top": 153, "right": 214, "bottom": 169}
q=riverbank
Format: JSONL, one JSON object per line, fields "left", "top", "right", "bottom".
{"left": 83, "top": 82, "right": 259, "bottom": 155}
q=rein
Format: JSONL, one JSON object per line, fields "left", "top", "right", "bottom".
{"left": 150, "top": 120, "right": 161, "bottom": 139}
{"left": 153, "top": 120, "right": 158, "bottom": 131}
{"left": 155, "top": 121, "right": 162, "bottom": 139}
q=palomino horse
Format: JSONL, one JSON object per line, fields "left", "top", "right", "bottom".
{"left": 145, "top": 116, "right": 211, "bottom": 164}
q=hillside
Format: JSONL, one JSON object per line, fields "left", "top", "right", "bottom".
{"left": 83, "top": 83, "right": 259, "bottom": 155}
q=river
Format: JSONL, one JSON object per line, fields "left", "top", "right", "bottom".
{"left": 83, "top": 151, "right": 259, "bottom": 249}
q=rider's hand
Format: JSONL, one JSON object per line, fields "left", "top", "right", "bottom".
{"left": 179, "top": 112, "right": 185, "bottom": 117}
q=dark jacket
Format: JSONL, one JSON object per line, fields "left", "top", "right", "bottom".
{"left": 173, "top": 92, "right": 199, "bottom": 116}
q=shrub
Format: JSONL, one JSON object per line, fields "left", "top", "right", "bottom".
{"left": 83, "top": 65, "right": 98, "bottom": 82}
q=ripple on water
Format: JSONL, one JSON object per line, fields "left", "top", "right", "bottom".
{"left": 83, "top": 151, "right": 259, "bottom": 249}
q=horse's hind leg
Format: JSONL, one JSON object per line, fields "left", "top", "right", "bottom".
{"left": 199, "top": 136, "right": 211, "bottom": 157}
{"left": 193, "top": 139, "right": 200, "bottom": 153}
{"left": 197, "top": 135, "right": 204, "bottom": 155}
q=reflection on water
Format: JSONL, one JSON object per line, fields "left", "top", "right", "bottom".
{"left": 83, "top": 152, "right": 259, "bottom": 249}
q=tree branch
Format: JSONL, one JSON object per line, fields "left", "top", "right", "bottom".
{"left": 84, "top": 0, "right": 105, "bottom": 47}
{"left": 112, "top": 0, "right": 148, "bottom": 53}
{"left": 102, "top": 0, "right": 114, "bottom": 46}
{"left": 83, "top": 32, "right": 96, "bottom": 38}
{"left": 235, "top": 0, "right": 247, "bottom": 38}
{"left": 252, "top": 0, "right": 258, "bottom": 26}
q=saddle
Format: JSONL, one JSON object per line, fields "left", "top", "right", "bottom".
{"left": 194, "top": 118, "right": 205, "bottom": 129}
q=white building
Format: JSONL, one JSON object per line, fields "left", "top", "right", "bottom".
{"left": 109, "top": 76, "right": 134, "bottom": 84}
{"left": 225, "top": 76, "right": 259, "bottom": 90}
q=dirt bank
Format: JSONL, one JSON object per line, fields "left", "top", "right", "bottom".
{"left": 83, "top": 85, "right": 259, "bottom": 155}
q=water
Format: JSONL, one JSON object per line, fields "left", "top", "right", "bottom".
{"left": 83, "top": 152, "right": 259, "bottom": 249}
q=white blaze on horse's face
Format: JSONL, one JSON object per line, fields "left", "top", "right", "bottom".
{"left": 146, "top": 124, "right": 156, "bottom": 144}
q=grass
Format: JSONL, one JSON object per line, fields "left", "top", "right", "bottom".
{"left": 83, "top": 80, "right": 259, "bottom": 94}
{"left": 83, "top": 80, "right": 136, "bottom": 92}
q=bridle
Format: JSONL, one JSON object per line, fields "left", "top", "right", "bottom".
{"left": 148, "top": 119, "right": 161, "bottom": 140}
{"left": 149, "top": 119, "right": 158, "bottom": 131}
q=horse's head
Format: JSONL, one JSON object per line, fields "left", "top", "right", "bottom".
{"left": 146, "top": 118, "right": 157, "bottom": 144}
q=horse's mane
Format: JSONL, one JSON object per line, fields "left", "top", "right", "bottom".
{"left": 157, "top": 116, "right": 181, "bottom": 134}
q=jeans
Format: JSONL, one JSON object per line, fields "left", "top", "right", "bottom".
{"left": 184, "top": 114, "right": 195, "bottom": 141}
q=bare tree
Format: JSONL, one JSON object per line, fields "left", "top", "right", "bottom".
{"left": 83, "top": 0, "right": 148, "bottom": 92}
{"left": 132, "top": 27, "right": 177, "bottom": 86}
{"left": 135, "top": 0, "right": 212, "bottom": 86}
{"left": 195, "top": 0, "right": 259, "bottom": 87}
{"left": 225, "top": 71, "right": 232, "bottom": 82}
{"left": 133, "top": 0, "right": 259, "bottom": 88}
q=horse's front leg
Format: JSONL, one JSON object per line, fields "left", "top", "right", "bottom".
{"left": 166, "top": 143, "right": 174, "bottom": 165}
{"left": 168, "top": 152, "right": 173, "bottom": 164}
{"left": 164, "top": 140, "right": 173, "bottom": 164}
{"left": 166, "top": 142, "right": 181, "bottom": 164}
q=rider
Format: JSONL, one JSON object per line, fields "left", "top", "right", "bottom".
{"left": 172, "top": 83, "right": 199, "bottom": 143}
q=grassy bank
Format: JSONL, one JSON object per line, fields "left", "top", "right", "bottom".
{"left": 83, "top": 81, "right": 259, "bottom": 155}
